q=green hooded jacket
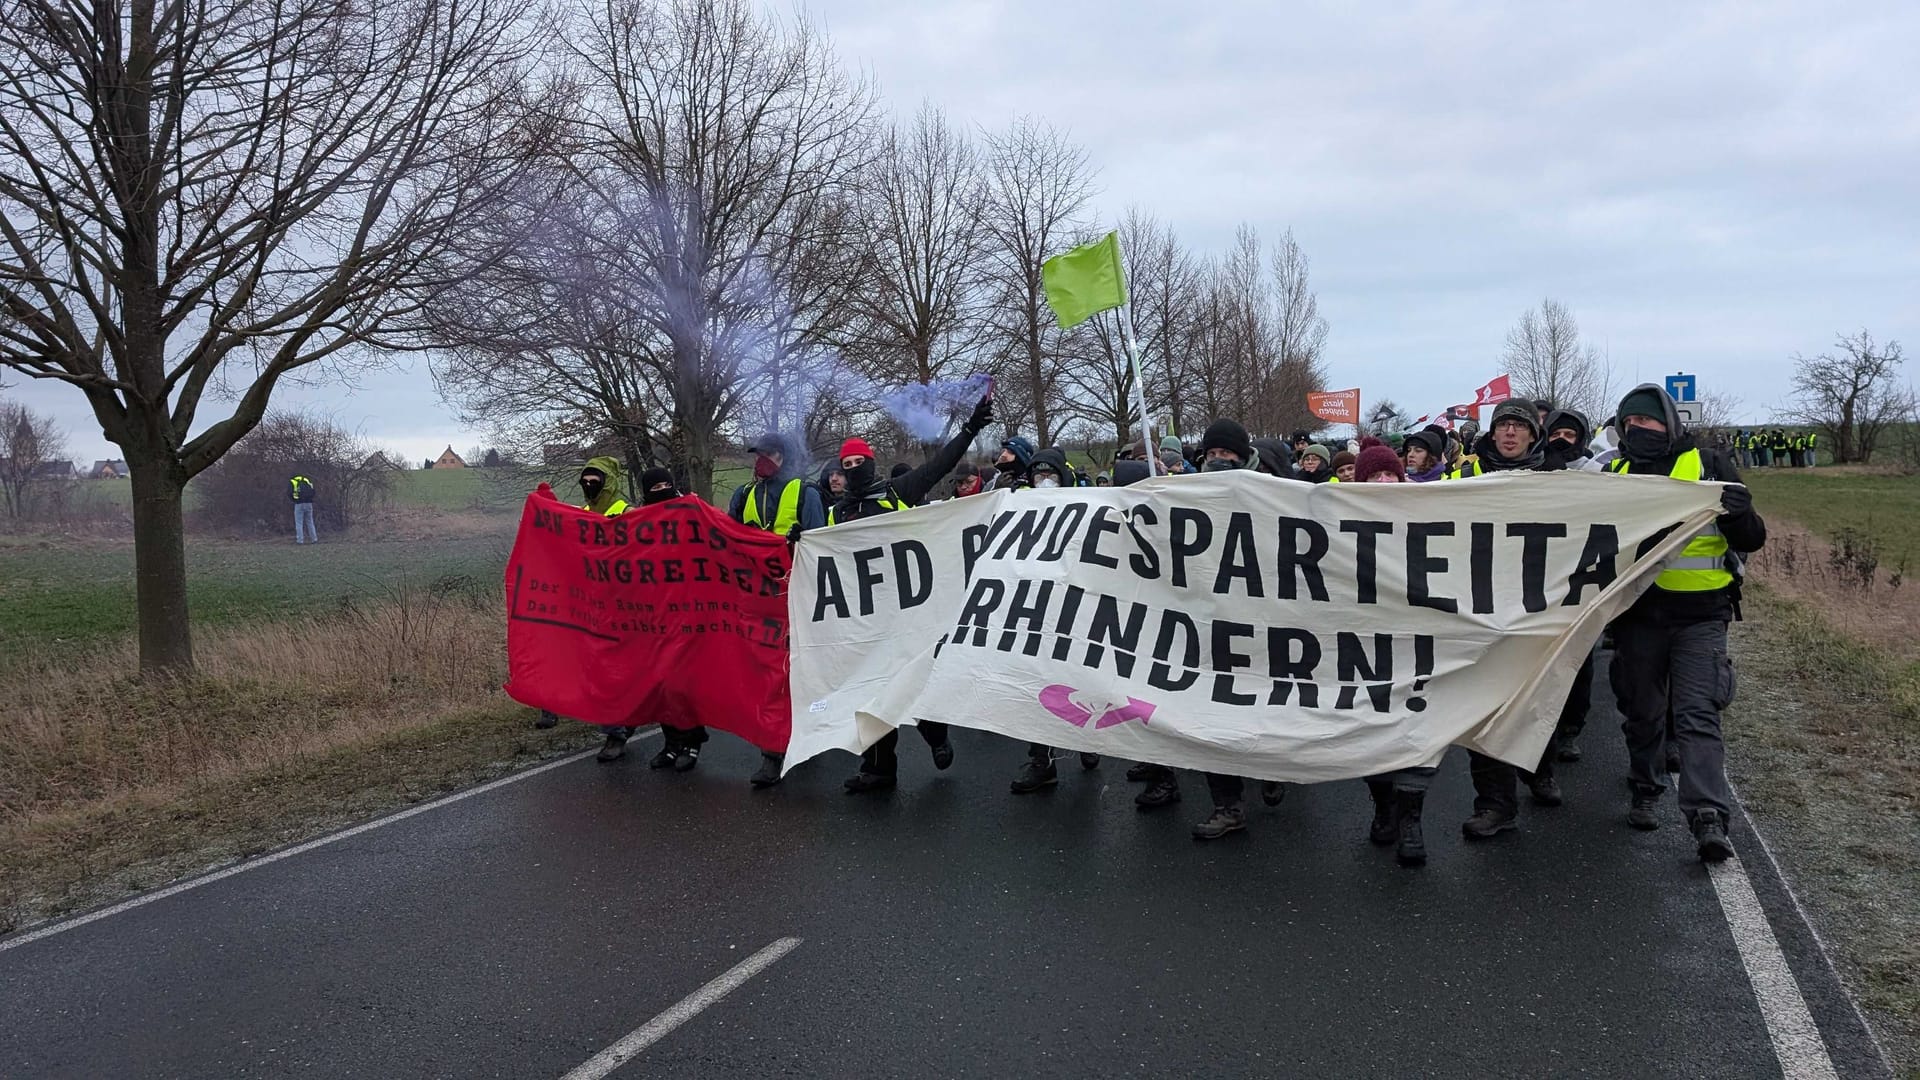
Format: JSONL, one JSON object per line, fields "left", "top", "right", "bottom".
{"left": 580, "top": 455, "right": 627, "bottom": 515}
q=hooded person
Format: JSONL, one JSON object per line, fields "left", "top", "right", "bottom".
{"left": 631, "top": 464, "right": 715, "bottom": 771}
{"left": 988, "top": 435, "right": 1036, "bottom": 491}
{"left": 1402, "top": 429, "right": 1448, "bottom": 483}
{"left": 1605, "top": 383, "right": 1765, "bottom": 863}
{"left": 1011, "top": 444, "right": 1105, "bottom": 793}
{"left": 831, "top": 393, "right": 995, "bottom": 793}
{"left": 1542, "top": 408, "right": 1594, "bottom": 471}
{"left": 541, "top": 456, "right": 642, "bottom": 759}
{"left": 1250, "top": 437, "right": 1294, "bottom": 478}
{"left": 1294, "top": 443, "right": 1333, "bottom": 482}
{"left": 639, "top": 467, "right": 680, "bottom": 505}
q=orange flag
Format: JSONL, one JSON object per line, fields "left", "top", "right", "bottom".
{"left": 1307, "top": 388, "right": 1361, "bottom": 425}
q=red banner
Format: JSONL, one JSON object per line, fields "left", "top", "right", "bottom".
{"left": 1307, "top": 388, "right": 1361, "bottom": 425}
{"left": 503, "top": 486, "right": 792, "bottom": 751}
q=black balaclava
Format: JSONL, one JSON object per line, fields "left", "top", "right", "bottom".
{"left": 639, "top": 467, "right": 678, "bottom": 505}
{"left": 579, "top": 468, "right": 605, "bottom": 501}
{"left": 845, "top": 459, "right": 877, "bottom": 492}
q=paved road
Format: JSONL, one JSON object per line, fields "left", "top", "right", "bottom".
{"left": 0, "top": 658, "right": 1891, "bottom": 1079}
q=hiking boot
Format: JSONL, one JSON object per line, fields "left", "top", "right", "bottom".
{"left": 596, "top": 732, "right": 629, "bottom": 763}
{"left": 1010, "top": 759, "right": 1058, "bottom": 794}
{"left": 1462, "top": 807, "right": 1518, "bottom": 840}
{"left": 1528, "top": 775, "right": 1564, "bottom": 807}
{"left": 648, "top": 746, "right": 678, "bottom": 769}
{"left": 534, "top": 710, "right": 559, "bottom": 730}
{"left": 931, "top": 740, "right": 955, "bottom": 771}
{"left": 843, "top": 771, "right": 896, "bottom": 794}
{"left": 1693, "top": 810, "right": 1735, "bottom": 863}
{"left": 1135, "top": 777, "right": 1181, "bottom": 809}
{"left": 1126, "top": 762, "right": 1155, "bottom": 782}
{"left": 1395, "top": 790, "right": 1427, "bottom": 867}
{"left": 1366, "top": 780, "right": 1400, "bottom": 846}
{"left": 1664, "top": 746, "right": 1682, "bottom": 776}
{"left": 673, "top": 746, "right": 700, "bottom": 772}
{"left": 1628, "top": 789, "right": 1663, "bottom": 830}
{"left": 1556, "top": 739, "right": 1582, "bottom": 763}
{"left": 750, "top": 754, "right": 783, "bottom": 788}
{"left": 1079, "top": 752, "right": 1101, "bottom": 771}
{"left": 1191, "top": 804, "right": 1247, "bottom": 840}
{"left": 1260, "top": 780, "right": 1287, "bottom": 807}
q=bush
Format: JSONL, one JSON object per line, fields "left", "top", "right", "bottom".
{"left": 193, "top": 412, "right": 393, "bottom": 535}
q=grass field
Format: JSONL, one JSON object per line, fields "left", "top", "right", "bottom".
{"left": 1742, "top": 465, "right": 1920, "bottom": 571}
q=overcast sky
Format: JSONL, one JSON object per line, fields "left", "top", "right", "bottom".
{"left": 12, "top": 0, "right": 1917, "bottom": 464}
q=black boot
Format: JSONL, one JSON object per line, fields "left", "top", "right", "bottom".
{"left": 1628, "top": 788, "right": 1662, "bottom": 830}
{"left": 1260, "top": 780, "right": 1286, "bottom": 807}
{"left": 1126, "top": 762, "right": 1155, "bottom": 782}
{"left": 534, "top": 710, "right": 559, "bottom": 730}
{"left": 1462, "top": 806, "right": 1518, "bottom": 840}
{"left": 1191, "top": 803, "right": 1247, "bottom": 840}
{"left": 1010, "top": 757, "right": 1058, "bottom": 794}
{"left": 1693, "top": 809, "right": 1735, "bottom": 863}
{"left": 930, "top": 738, "right": 955, "bottom": 771}
{"left": 1135, "top": 777, "right": 1181, "bottom": 809}
{"left": 843, "top": 771, "right": 897, "bottom": 794}
{"left": 1395, "top": 790, "right": 1427, "bottom": 867}
{"left": 1079, "top": 752, "right": 1101, "bottom": 771}
{"left": 1366, "top": 780, "right": 1399, "bottom": 846}
{"left": 673, "top": 745, "right": 700, "bottom": 772}
{"left": 596, "top": 730, "right": 630, "bottom": 763}
{"left": 751, "top": 753, "right": 784, "bottom": 788}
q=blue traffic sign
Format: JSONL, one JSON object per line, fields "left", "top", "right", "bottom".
{"left": 1664, "top": 373, "right": 1697, "bottom": 402}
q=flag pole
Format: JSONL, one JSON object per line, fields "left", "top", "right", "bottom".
{"left": 1113, "top": 239, "right": 1161, "bottom": 476}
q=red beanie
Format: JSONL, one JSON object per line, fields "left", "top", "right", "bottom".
{"left": 839, "top": 437, "right": 875, "bottom": 462}
{"left": 1354, "top": 443, "right": 1406, "bottom": 483}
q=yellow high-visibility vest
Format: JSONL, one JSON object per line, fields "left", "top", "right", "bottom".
{"left": 1609, "top": 449, "right": 1731, "bottom": 592}
{"left": 827, "top": 494, "right": 904, "bottom": 526}
{"left": 739, "top": 478, "right": 802, "bottom": 534}
{"left": 582, "top": 499, "right": 628, "bottom": 515}
{"left": 1446, "top": 459, "right": 1485, "bottom": 479}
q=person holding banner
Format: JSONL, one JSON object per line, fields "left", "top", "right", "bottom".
{"left": 1606, "top": 384, "right": 1765, "bottom": 863}
{"left": 632, "top": 467, "right": 716, "bottom": 771}
{"left": 831, "top": 393, "right": 994, "bottom": 794}
{"left": 729, "top": 434, "right": 826, "bottom": 787}
{"left": 1295, "top": 443, "right": 1333, "bottom": 482}
{"left": 1402, "top": 429, "right": 1448, "bottom": 483}
{"left": 1010, "top": 447, "right": 1106, "bottom": 795}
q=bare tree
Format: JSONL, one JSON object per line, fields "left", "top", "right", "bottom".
{"left": 979, "top": 118, "right": 1095, "bottom": 446}
{"left": 1180, "top": 225, "right": 1326, "bottom": 436}
{"left": 1778, "top": 331, "right": 1914, "bottom": 463}
{"left": 0, "top": 0, "right": 541, "bottom": 672}
{"left": 851, "top": 103, "right": 984, "bottom": 388}
{"left": 0, "top": 396, "right": 67, "bottom": 520}
{"left": 435, "top": 0, "right": 876, "bottom": 497}
{"left": 1063, "top": 211, "right": 1193, "bottom": 444}
{"left": 1501, "top": 299, "right": 1614, "bottom": 421}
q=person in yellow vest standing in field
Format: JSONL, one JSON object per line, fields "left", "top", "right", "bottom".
{"left": 729, "top": 433, "right": 826, "bottom": 789}
{"left": 1605, "top": 385, "right": 1766, "bottom": 863}
{"left": 289, "top": 474, "right": 318, "bottom": 544}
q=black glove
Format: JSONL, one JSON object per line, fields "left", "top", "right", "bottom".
{"left": 1719, "top": 484, "right": 1752, "bottom": 516}
{"left": 786, "top": 524, "right": 803, "bottom": 545}
{"left": 964, "top": 395, "right": 993, "bottom": 434}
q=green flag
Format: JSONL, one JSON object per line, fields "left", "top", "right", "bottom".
{"left": 1043, "top": 231, "right": 1127, "bottom": 329}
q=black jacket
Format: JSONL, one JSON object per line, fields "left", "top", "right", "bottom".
{"left": 831, "top": 423, "right": 980, "bottom": 525}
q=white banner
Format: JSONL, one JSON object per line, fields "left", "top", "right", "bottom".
{"left": 786, "top": 471, "right": 1723, "bottom": 783}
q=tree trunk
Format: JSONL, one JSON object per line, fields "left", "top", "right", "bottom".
{"left": 129, "top": 457, "right": 193, "bottom": 675}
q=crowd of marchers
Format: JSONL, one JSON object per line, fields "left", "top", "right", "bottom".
{"left": 537, "top": 383, "right": 1765, "bottom": 872}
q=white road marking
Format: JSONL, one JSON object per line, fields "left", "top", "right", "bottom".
{"left": 1706, "top": 852, "right": 1840, "bottom": 1079}
{"left": 560, "top": 937, "right": 802, "bottom": 1080}
{"left": 0, "top": 732, "right": 659, "bottom": 954}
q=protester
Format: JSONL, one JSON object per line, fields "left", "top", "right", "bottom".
{"left": 1533, "top": 398, "right": 1554, "bottom": 427}
{"left": 1606, "top": 384, "right": 1765, "bottom": 862}
{"left": 951, "top": 463, "right": 985, "bottom": 498}
{"left": 831, "top": 394, "right": 994, "bottom": 793}
{"left": 1542, "top": 409, "right": 1593, "bottom": 471}
{"left": 1357, "top": 455, "right": 1437, "bottom": 867}
{"left": 728, "top": 435, "right": 826, "bottom": 786}
{"left": 1353, "top": 438, "right": 1404, "bottom": 483}
{"left": 1159, "top": 435, "right": 1191, "bottom": 474}
{"left": 1010, "top": 446, "right": 1105, "bottom": 793}
{"left": 988, "top": 435, "right": 1036, "bottom": 492}
{"left": 1181, "top": 419, "right": 1287, "bottom": 839}
{"left": 630, "top": 467, "right": 715, "bottom": 770}
{"left": 1402, "top": 429, "right": 1447, "bottom": 483}
{"left": 1094, "top": 470, "right": 1112, "bottom": 487}
{"left": 533, "top": 456, "right": 642, "bottom": 763}
{"left": 1295, "top": 443, "right": 1332, "bottom": 482}
{"left": 1250, "top": 437, "right": 1294, "bottom": 478}
{"left": 1330, "top": 449, "right": 1357, "bottom": 483}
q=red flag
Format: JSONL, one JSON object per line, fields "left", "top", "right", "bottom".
{"left": 503, "top": 486, "right": 792, "bottom": 751}
{"left": 1473, "top": 374, "right": 1513, "bottom": 407}
{"left": 1307, "top": 388, "right": 1361, "bottom": 425}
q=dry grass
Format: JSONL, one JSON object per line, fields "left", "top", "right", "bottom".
{"left": 0, "top": 583, "right": 602, "bottom": 933}
{"left": 1743, "top": 517, "right": 1918, "bottom": 662}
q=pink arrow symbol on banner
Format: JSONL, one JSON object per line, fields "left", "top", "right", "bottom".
{"left": 1038, "top": 684, "right": 1156, "bottom": 729}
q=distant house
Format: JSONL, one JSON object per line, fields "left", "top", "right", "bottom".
{"left": 361, "top": 451, "right": 404, "bottom": 471}
{"left": 88, "top": 459, "right": 129, "bottom": 479}
{"left": 36, "top": 460, "right": 82, "bottom": 480}
{"left": 430, "top": 446, "right": 468, "bottom": 470}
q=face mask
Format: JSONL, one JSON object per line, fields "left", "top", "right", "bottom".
{"left": 642, "top": 485, "right": 676, "bottom": 505}
{"left": 1549, "top": 436, "right": 1577, "bottom": 454}
{"left": 1623, "top": 425, "right": 1672, "bottom": 461}
{"left": 1034, "top": 476, "right": 1060, "bottom": 488}
{"left": 1201, "top": 457, "right": 1239, "bottom": 472}
{"left": 845, "top": 461, "right": 876, "bottom": 491}
{"left": 996, "top": 457, "right": 1022, "bottom": 473}
{"left": 753, "top": 454, "right": 779, "bottom": 479}
{"left": 580, "top": 477, "right": 604, "bottom": 500}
